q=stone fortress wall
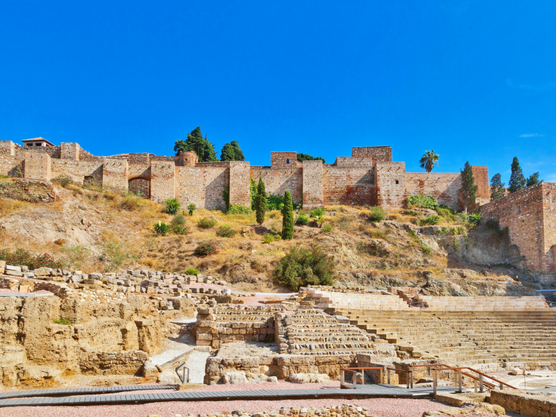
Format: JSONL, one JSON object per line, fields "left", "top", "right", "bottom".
{"left": 0, "top": 138, "right": 490, "bottom": 211}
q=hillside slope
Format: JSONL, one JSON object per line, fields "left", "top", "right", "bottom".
{"left": 0, "top": 178, "right": 538, "bottom": 295}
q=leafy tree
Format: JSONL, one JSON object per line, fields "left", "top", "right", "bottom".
{"left": 460, "top": 161, "right": 478, "bottom": 212}
{"left": 490, "top": 173, "right": 506, "bottom": 200}
{"left": 281, "top": 190, "right": 294, "bottom": 240}
{"left": 174, "top": 127, "right": 218, "bottom": 162}
{"left": 297, "top": 153, "right": 326, "bottom": 163}
{"left": 419, "top": 150, "right": 440, "bottom": 173}
{"left": 527, "top": 172, "right": 540, "bottom": 187}
{"left": 255, "top": 178, "right": 267, "bottom": 225}
{"left": 220, "top": 140, "right": 245, "bottom": 161}
{"left": 508, "top": 157, "right": 526, "bottom": 193}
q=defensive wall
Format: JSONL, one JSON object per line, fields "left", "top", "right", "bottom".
{"left": 0, "top": 138, "right": 489, "bottom": 211}
{"left": 482, "top": 182, "right": 556, "bottom": 282}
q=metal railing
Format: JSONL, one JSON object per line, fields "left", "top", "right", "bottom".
{"left": 175, "top": 362, "right": 190, "bottom": 384}
{"left": 409, "top": 364, "right": 517, "bottom": 395}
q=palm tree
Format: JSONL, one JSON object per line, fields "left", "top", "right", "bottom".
{"left": 419, "top": 150, "right": 440, "bottom": 173}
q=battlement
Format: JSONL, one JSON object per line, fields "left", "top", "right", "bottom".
{"left": 0, "top": 138, "right": 490, "bottom": 213}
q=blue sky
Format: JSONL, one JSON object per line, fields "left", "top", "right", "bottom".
{"left": 1, "top": 0, "right": 556, "bottom": 183}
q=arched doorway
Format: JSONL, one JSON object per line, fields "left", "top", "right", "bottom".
{"left": 128, "top": 177, "right": 150, "bottom": 198}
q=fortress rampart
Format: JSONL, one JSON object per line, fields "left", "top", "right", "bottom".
{"left": 0, "top": 138, "right": 489, "bottom": 211}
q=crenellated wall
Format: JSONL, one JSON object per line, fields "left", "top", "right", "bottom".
{"left": 2, "top": 139, "right": 490, "bottom": 212}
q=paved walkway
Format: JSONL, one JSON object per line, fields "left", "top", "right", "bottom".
{"left": 186, "top": 350, "right": 210, "bottom": 384}
{"left": 0, "top": 385, "right": 461, "bottom": 408}
{"left": 0, "top": 385, "right": 176, "bottom": 400}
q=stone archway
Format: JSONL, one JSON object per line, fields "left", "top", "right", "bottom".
{"left": 128, "top": 177, "right": 150, "bottom": 198}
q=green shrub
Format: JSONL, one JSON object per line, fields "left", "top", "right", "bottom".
{"left": 273, "top": 245, "right": 335, "bottom": 291}
{"left": 99, "top": 240, "right": 137, "bottom": 272}
{"left": 418, "top": 215, "right": 441, "bottom": 226}
{"left": 54, "top": 318, "right": 72, "bottom": 325}
{"left": 61, "top": 244, "right": 91, "bottom": 269}
{"left": 216, "top": 225, "right": 236, "bottom": 238}
{"left": 171, "top": 214, "right": 189, "bottom": 235}
{"left": 420, "top": 243, "right": 432, "bottom": 256}
{"left": 309, "top": 207, "right": 326, "bottom": 218}
{"left": 194, "top": 241, "right": 219, "bottom": 256}
{"left": 368, "top": 206, "right": 386, "bottom": 223}
{"left": 52, "top": 174, "right": 74, "bottom": 188}
{"left": 165, "top": 198, "right": 180, "bottom": 214}
{"left": 321, "top": 224, "right": 334, "bottom": 233}
{"left": 404, "top": 210, "right": 418, "bottom": 216}
{"left": 485, "top": 219, "right": 500, "bottom": 231}
{"left": 186, "top": 267, "right": 200, "bottom": 275}
{"left": 263, "top": 233, "right": 280, "bottom": 244}
{"left": 198, "top": 218, "right": 218, "bottom": 229}
{"left": 154, "top": 221, "right": 170, "bottom": 235}
{"left": 295, "top": 215, "right": 309, "bottom": 225}
{"left": 406, "top": 195, "right": 437, "bottom": 209}
{"left": 435, "top": 207, "right": 457, "bottom": 222}
{"left": 0, "top": 248, "right": 64, "bottom": 270}
{"left": 187, "top": 203, "right": 196, "bottom": 215}
{"left": 267, "top": 194, "right": 285, "bottom": 211}
{"left": 469, "top": 213, "right": 481, "bottom": 225}
{"left": 227, "top": 204, "right": 252, "bottom": 215}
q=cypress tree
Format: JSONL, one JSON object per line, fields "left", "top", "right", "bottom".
{"left": 220, "top": 140, "right": 245, "bottom": 161}
{"left": 490, "top": 173, "right": 505, "bottom": 200}
{"left": 508, "top": 157, "right": 526, "bottom": 193}
{"left": 255, "top": 178, "right": 267, "bottom": 225}
{"left": 461, "top": 161, "right": 478, "bottom": 212}
{"left": 281, "top": 190, "right": 295, "bottom": 240}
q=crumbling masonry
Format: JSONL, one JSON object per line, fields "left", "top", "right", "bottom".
{"left": 0, "top": 138, "right": 489, "bottom": 211}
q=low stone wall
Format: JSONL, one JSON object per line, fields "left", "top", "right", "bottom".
{"left": 196, "top": 306, "right": 282, "bottom": 349}
{"left": 204, "top": 354, "right": 356, "bottom": 385}
{"left": 490, "top": 389, "right": 556, "bottom": 416}
{"left": 78, "top": 350, "right": 148, "bottom": 375}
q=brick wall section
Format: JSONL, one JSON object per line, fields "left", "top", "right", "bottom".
{"left": 51, "top": 159, "right": 104, "bottom": 184}
{"left": 542, "top": 183, "right": 556, "bottom": 274}
{"left": 250, "top": 167, "right": 303, "bottom": 203}
{"left": 0, "top": 155, "right": 24, "bottom": 177}
{"left": 405, "top": 173, "right": 461, "bottom": 209}
{"left": 334, "top": 157, "right": 378, "bottom": 167}
{"left": 376, "top": 162, "right": 406, "bottom": 208}
{"left": 60, "top": 143, "right": 81, "bottom": 160}
{"left": 0, "top": 141, "right": 16, "bottom": 155}
{"left": 176, "top": 167, "right": 204, "bottom": 207}
{"left": 127, "top": 164, "right": 151, "bottom": 179}
{"left": 471, "top": 166, "right": 490, "bottom": 205}
{"left": 150, "top": 161, "right": 175, "bottom": 202}
{"left": 229, "top": 161, "right": 251, "bottom": 207}
{"left": 175, "top": 166, "right": 228, "bottom": 209}
{"left": 23, "top": 152, "right": 51, "bottom": 181}
{"left": 203, "top": 167, "right": 228, "bottom": 209}
{"left": 323, "top": 166, "right": 376, "bottom": 206}
{"left": 102, "top": 159, "right": 129, "bottom": 190}
{"left": 271, "top": 152, "right": 300, "bottom": 168}
{"left": 482, "top": 184, "right": 546, "bottom": 272}
{"left": 352, "top": 146, "right": 393, "bottom": 161}
{"left": 303, "top": 160, "right": 324, "bottom": 209}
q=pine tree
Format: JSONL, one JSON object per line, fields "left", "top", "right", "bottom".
{"left": 490, "top": 173, "right": 505, "bottom": 200}
{"left": 527, "top": 172, "right": 540, "bottom": 187}
{"left": 174, "top": 127, "right": 218, "bottom": 162}
{"left": 461, "top": 161, "right": 478, "bottom": 212}
{"left": 220, "top": 140, "right": 245, "bottom": 161}
{"left": 255, "top": 178, "right": 267, "bottom": 225}
{"left": 508, "top": 157, "right": 526, "bottom": 193}
{"left": 281, "top": 190, "right": 295, "bottom": 240}
{"left": 297, "top": 153, "right": 325, "bottom": 163}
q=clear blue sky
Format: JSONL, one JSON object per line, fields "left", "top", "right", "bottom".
{"left": 1, "top": 1, "right": 555, "bottom": 183}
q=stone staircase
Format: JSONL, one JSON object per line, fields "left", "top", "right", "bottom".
{"left": 281, "top": 309, "right": 385, "bottom": 357}
{"left": 334, "top": 308, "right": 556, "bottom": 368}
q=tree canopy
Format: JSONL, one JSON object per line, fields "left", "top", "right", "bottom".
{"left": 419, "top": 150, "right": 439, "bottom": 173}
{"left": 297, "top": 153, "right": 326, "bottom": 163}
{"left": 508, "top": 157, "right": 526, "bottom": 193}
{"left": 220, "top": 140, "right": 245, "bottom": 161}
{"left": 255, "top": 178, "right": 267, "bottom": 225}
{"left": 174, "top": 127, "right": 218, "bottom": 162}
{"left": 490, "top": 173, "right": 505, "bottom": 201}
{"left": 527, "top": 172, "right": 540, "bottom": 187}
{"left": 461, "top": 161, "right": 478, "bottom": 212}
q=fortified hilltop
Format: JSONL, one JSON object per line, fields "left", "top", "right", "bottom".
{"left": 0, "top": 137, "right": 489, "bottom": 211}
